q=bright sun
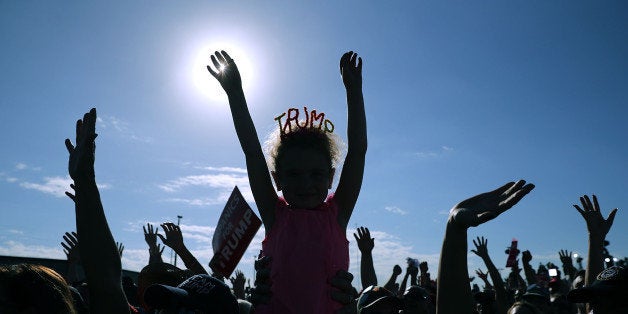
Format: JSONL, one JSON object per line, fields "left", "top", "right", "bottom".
{"left": 192, "top": 42, "right": 254, "bottom": 101}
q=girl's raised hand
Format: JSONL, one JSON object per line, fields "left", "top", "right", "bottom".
{"left": 340, "top": 51, "right": 362, "bottom": 91}
{"left": 206, "top": 50, "right": 242, "bottom": 94}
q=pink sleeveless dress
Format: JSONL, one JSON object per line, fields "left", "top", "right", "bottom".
{"left": 255, "top": 194, "right": 349, "bottom": 314}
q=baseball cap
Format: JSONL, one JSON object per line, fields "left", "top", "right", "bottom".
{"left": 567, "top": 266, "right": 628, "bottom": 304}
{"left": 357, "top": 285, "right": 402, "bottom": 313}
{"left": 144, "top": 274, "right": 239, "bottom": 313}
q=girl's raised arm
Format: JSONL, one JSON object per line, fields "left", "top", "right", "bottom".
{"left": 335, "top": 51, "right": 367, "bottom": 230}
{"left": 207, "top": 51, "right": 278, "bottom": 230}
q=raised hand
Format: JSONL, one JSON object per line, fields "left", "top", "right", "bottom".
{"left": 340, "top": 51, "right": 362, "bottom": 91}
{"left": 476, "top": 269, "right": 488, "bottom": 280}
{"left": 353, "top": 226, "right": 374, "bottom": 253}
{"left": 393, "top": 264, "right": 402, "bottom": 276}
{"left": 61, "top": 231, "right": 80, "bottom": 263}
{"left": 206, "top": 50, "right": 242, "bottom": 94}
{"left": 419, "top": 261, "right": 428, "bottom": 274}
{"left": 64, "top": 108, "right": 97, "bottom": 182}
{"left": 573, "top": 194, "right": 618, "bottom": 237}
{"left": 230, "top": 270, "right": 246, "bottom": 299}
{"left": 558, "top": 249, "right": 573, "bottom": 265}
{"left": 408, "top": 265, "right": 419, "bottom": 278}
{"left": 450, "top": 180, "right": 535, "bottom": 229}
{"left": 522, "top": 250, "right": 532, "bottom": 264}
{"left": 116, "top": 242, "right": 124, "bottom": 258}
{"left": 157, "top": 222, "right": 185, "bottom": 251}
{"left": 143, "top": 223, "right": 160, "bottom": 249}
{"left": 471, "top": 236, "right": 490, "bottom": 260}
{"left": 230, "top": 270, "right": 246, "bottom": 286}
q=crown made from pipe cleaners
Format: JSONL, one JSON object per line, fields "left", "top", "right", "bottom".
{"left": 274, "top": 106, "right": 335, "bottom": 136}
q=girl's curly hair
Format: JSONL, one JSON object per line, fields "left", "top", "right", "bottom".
{"left": 264, "top": 124, "right": 344, "bottom": 173}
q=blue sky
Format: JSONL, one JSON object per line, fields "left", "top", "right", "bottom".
{"left": 1, "top": 1, "right": 627, "bottom": 286}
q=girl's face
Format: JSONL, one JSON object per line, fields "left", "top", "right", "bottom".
{"left": 273, "top": 147, "right": 334, "bottom": 209}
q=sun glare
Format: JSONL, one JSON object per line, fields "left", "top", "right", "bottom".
{"left": 192, "top": 42, "right": 254, "bottom": 102}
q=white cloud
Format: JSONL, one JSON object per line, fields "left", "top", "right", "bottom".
{"left": 121, "top": 249, "right": 150, "bottom": 271}
{"left": 414, "top": 146, "right": 454, "bottom": 159}
{"left": 19, "top": 176, "right": 74, "bottom": 197}
{"left": 18, "top": 176, "right": 109, "bottom": 197}
{"left": 163, "top": 198, "right": 225, "bottom": 207}
{"left": 197, "top": 166, "right": 248, "bottom": 173}
{"left": 6, "top": 177, "right": 18, "bottom": 183}
{"left": 158, "top": 169, "right": 254, "bottom": 207}
{"left": 159, "top": 174, "right": 249, "bottom": 192}
{"left": 13, "top": 163, "right": 41, "bottom": 171}
{"left": 385, "top": 206, "right": 407, "bottom": 215}
{"left": 97, "top": 115, "right": 153, "bottom": 143}
{"left": 0, "top": 241, "right": 65, "bottom": 260}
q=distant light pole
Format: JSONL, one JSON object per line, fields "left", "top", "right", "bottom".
{"left": 174, "top": 215, "right": 183, "bottom": 267}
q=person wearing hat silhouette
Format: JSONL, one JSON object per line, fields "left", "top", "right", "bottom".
{"left": 143, "top": 274, "right": 239, "bottom": 314}
{"left": 506, "top": 284, "right": 550, "bottom": 314}
{"left": 567, "top": 265, "right": 628, "bottom": 314}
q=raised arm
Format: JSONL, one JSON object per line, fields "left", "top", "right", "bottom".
{"left": 398, "top": 265, "right": 417, "bottom": 296}
{"left": 419, "top": 261, "right": 431, "bottom": 287}
{"left": 207, "top": 50, "right": 277, "bottom": 230}
{"left": 64, "top": 108, "right": 129, "bottom": 314}
{"left": 471, "top": 236, "right": 508, "bottom": 314}
{"left": 521, "top": 250, "right": 537, "bottom": 285}
{"left": 335, "top": 51, "right": 367, "bottom": 229}
{"left": 353, "top": 226, "right": 377, "bottom": 289}
{"left": 573, "top": 195, "right": 617, "bottom": 290}
{"left": 436, "top": 180, "right": 534, "bottom": 314}
{"left": 157, "top": 222, "right": 207, "bottom": 275}
{"left": 383, "top": 265, "right": 402, "bottom": 292}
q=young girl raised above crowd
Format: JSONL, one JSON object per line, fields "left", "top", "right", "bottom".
{"left": 207, "top": 50, "right": 366, "bottom": 313}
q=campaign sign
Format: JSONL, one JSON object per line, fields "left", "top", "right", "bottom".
{"left": 505, "top": 239, "right": 519, "bottom": 268}
{"left": 209, "top": 186, "right": 262, "bottom": 278}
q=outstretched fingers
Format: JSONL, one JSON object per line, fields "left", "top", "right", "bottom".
{"left": 500, "top": 181, "right": 535, "bottom": 211}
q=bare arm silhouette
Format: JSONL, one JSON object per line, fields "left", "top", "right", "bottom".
{"left": 64, "top": 108, "right": 129, "bottom": 314}
{"left": 436, "top": 180, "right": 534, "bottom": 314}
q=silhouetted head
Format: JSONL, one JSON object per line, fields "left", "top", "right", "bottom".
{"left": 144, "top": 274, "right": 238, "bottom": 314}
{"left": 266, "top": 126, "right": 343, "bottom": 209}
{"left": 0, "top": 263, "right": 76, "bottom": 314}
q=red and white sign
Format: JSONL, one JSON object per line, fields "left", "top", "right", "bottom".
{"left": 505, "top": 239, "right": 519, "bottom": 268}
{"left": 209, "top": 186, "right": 262, "bottom": 278}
